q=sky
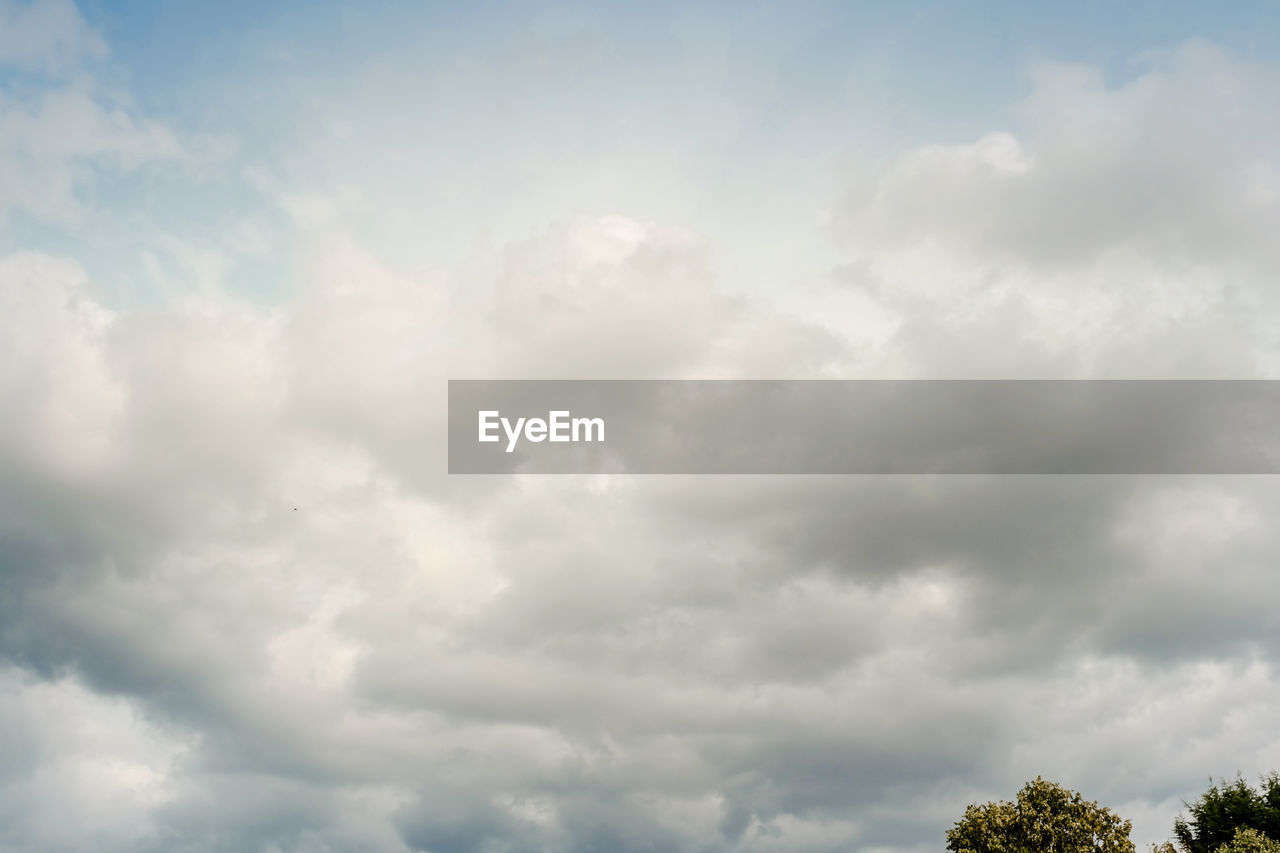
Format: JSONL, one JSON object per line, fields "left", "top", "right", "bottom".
{"left": 2, "top": 1, "right": 1280, "bottom": 851}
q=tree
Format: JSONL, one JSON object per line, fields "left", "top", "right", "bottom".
{"left": 1173, "top": 774, "right": 1280, "bottom": 853}
{"left": 946, "top": 777, "right": 1136, "bottom": 853}
{"left": 1159, "top": 832, "right": 1280, "bottom": 853}
{"left": 1213, "top": 828, "right": 1280, "bottom": 853}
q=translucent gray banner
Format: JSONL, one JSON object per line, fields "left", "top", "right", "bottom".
{"left": 447, "top": 380, "right": 1280, "bottom": 474}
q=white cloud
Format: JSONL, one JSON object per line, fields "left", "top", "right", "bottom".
{"left": 2, "top": 23, "right": 1280, "bottom": 853}
{"left": 832, "top": 42, "right": 1280, "bottom": 379}
{"left": 0, "top": 0, "right": 105, "bottom": 73}
{"left": 0, "top": 666, "right": 185, "bottom": 852}
{"left": 0, "top": 252, "right": 123, "bottom": 479}
{"left": 0, "top": 2, "right": 222, "bottom": 227}
{"left": 0, "top": 81, "right": 189, "bottom": 223}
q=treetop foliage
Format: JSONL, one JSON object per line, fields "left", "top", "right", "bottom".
{"left": 1173, "top": 774, "right": 1280, "bottom": 853}
{"left": 946, "top": 777, "right": 1136, "bottom": 853}
{"left": 1212, "top": 827, "right": 1280, "bottom": 853}
{"left": 951, "top": 774, "right": 1280, "bottom": 853}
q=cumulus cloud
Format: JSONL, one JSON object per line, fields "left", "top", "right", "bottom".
{"left": 834, "top": 42, "right": 1280, "bottom": 379}
{"left": 0, "top": 665, "right": 184, "bottom": 852}
{"left": 3, "top": 12, "right": 1280, "bottom": 853}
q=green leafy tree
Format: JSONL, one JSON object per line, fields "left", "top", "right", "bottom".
{"left": 946, "top": 777, "right": 1136, "bottom": 853}
{"left": 1213, "top": 828, "right": 1280, "bottom": 853}
{"left": 1156, "top": 834, "right": 1280, "bottom": 853}
{"left": 1173, "top": 775, "right": 1280, "bottom": 853}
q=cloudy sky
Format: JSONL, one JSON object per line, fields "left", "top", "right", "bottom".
{"left": 3, "top": 1, "right": 1280, "bottom": 851}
